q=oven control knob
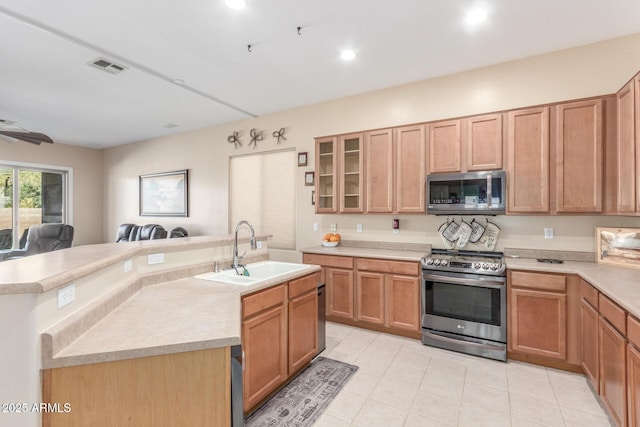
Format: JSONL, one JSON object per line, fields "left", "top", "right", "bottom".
{"left": 441, "top": 259, "right": 448, "bottom": 266}
{"left": 473, "top": 262, "right": 481, "bottom": 270}
{"left": 482, "top": 263, "right": 489, "bottom": 269}
{"left": 490, "top": 264, "right": 499, "bottom": 270}
{"left": 434, "top": 259, "right": 441, "bottom": 266}
{"left": 425, "top": 258, "right": 434, "bottom": 265}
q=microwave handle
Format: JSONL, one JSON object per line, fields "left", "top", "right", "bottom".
{"left": 487, "top": 175, "right": 492, "bottom": 207}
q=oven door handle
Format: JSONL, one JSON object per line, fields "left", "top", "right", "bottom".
{"left": 422, "top": 273, "right": 505, "bottom": 289}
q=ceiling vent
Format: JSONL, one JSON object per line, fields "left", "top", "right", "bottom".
{"left": 88, "top": 57, "right": 127, "bottom": 75}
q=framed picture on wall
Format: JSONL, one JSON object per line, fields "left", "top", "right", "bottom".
{"left": 140, "top": 169, "right": 189, "bottom": 217}
{"left": 298, "top": 152, "right": 308, "bottom": 166}
{"left": 596, "top": 227, "right": 640, "bottom": 269}
{"left": 305, "top": 171, "right": 315, "bottom": 186}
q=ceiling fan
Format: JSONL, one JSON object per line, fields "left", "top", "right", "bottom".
{"left": 0, "top": 119, "right": 54, "bottom": 145}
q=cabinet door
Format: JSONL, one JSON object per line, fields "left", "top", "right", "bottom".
{"left": 466, "top": 114, "right": 503, "bottom": 171}
{"left": 326, "top": 268, "right": 354, "bottom": 319}
{"left": 507, "top": 107, "right": 550, "bottom": 213}
{"left": 555, "top": 99, "right": 603, "bottom": 213}
{"left": 365, "top": 129, "right": 394, "bottom": 213}
{"left": 386, "top": 274, "right": 420, "bottom": 332}
{"left": 242, "top": 304, "right": 287, "bottom": 411}
{"left": 636, "top": 75, "right": 640, "bottom": 214}
{"left": 356, "top": 271, "right": 385, "bottom": 325}
{"left": 315, "top": 137, "right": 338, "bottom": 213}
{"left": 582, "top": 298, "right": 600, "bottom": 393}
{"left": 629, "top": 343, "right": 640, "bottom": 427}
{"left": 288, "top": 290, "right": 318, "bottom": 374}
{"left": 509, "top": 288, "right": 566, "bottom": 359}
{"left": 617, "top": 80, "right": 636, "bottom": 214}
{"left": 600, "top": 318, "right": 628, "bottom": 427}
{"left": 428, "top": 120, "right": 462, "bottom": 173}
{"left": 396, "top": 125, "right": 426, "bottom": 213}
{"left": 339, "top": 133, "right": 364, "bottom": 213}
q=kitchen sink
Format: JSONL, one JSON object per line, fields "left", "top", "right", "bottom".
{"left": 195, "top": 261, "right": 309, "bottom": 285}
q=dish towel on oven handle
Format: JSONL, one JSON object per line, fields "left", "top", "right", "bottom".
{"left": 480, "top": 221, "right": 500, "bottom": 251}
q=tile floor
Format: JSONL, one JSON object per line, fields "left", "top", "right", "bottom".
{"left": 314, "top": 322, "right": 614, "bottom": 427}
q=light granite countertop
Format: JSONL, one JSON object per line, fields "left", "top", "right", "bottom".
{"left": 300, "top": 244, "right": 428, "bottom": 262}
{"left": 42, "top": 263, "right": 320, "bottom": 369}
{"left": 0, "top": 234, "right": 269, "bottom": 295}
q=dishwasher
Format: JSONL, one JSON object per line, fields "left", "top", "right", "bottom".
{"left": 317, "top": 282, "right": 326, "bottom": 355}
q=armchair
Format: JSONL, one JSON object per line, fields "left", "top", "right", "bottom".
{"left": 0, "top": 223, "right": 74, "bottom": 261}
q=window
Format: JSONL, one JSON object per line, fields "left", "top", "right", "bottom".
{"left": 0, "top": 162, "right": 71, "bottom": 250}
{"left": 229, "top": 150, "right": 296, "bottom": 250}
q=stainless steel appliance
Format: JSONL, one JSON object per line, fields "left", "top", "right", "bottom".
{"left": 317, "top": 283, "right": 326, "bottom": 355}
{"left": 427, "top": 170, "right": 506, "bottom": 215}
{"left": 421, "top": 249, "right": 507, "bottom": 361}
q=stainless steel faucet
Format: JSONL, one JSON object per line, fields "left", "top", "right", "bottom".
{"left": 232, "top": 220, "right": 257, "bottom": 274}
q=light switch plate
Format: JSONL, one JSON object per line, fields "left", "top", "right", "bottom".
{"left": 356, "top": 224, "right": 363, "bottom": 233}
{"left": 57, "top": 284, "right": 75, "bottom": 309}
{"left": 313, "top": 223, "right": 319, "bottom": 232}
{"left": 256, "top": 241, "right": 262, "bottom": 249}
{"left": 123, "top": 259, "right": 132, "bottom": 272}
{"left": 393, "top": 229, "right": 399, "bottom": 234}
{"left": 330, "top": 223, "right": 337, "bottom": 232}
{"left": 147, "top": 253, "right": 165, "bottom": 265}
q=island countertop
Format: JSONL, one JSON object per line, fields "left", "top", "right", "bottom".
{"left": 41, "top": 263, "right": 320, "bottom": 369}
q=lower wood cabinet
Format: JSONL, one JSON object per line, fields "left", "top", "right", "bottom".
{"left": 628, "top": 342, "right": 640, "bottom": 427}
{"left": 42, "top": 348, "right": 231, "bottom": 427}
{"left": 242, "top": 273, "right": 319, "bottom": 413}
{"left": 600, "top": 316, "right": 628, "bottom": 427}
{"left": 303, "top": 252, "right": 420, "bottom": 338}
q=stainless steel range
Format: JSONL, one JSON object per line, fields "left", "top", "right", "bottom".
{"left": 421, "top": 249, "right": 507, "bottom": 361}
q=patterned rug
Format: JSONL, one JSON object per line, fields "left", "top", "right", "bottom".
{"left": 245, "top": 357, "right": 358, "bottom": 427}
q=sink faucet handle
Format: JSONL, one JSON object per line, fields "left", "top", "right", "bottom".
{"left": 237, "top": 250, "right": 246, "bottom": 260}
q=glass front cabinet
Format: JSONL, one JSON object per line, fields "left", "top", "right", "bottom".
{"left": 339, "top": 133, "right": 364, "bottom": 212}
{"left": 315, "top": 137, "right": 337, "bottom": 213}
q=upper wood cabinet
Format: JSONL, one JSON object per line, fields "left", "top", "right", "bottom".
{"left": 315, "top": 137, "right": 337, "bottom": 213}
{"left": 616, "top": 79, "right": 636, "bottom": 214}
{"left": 365, "top": 129, "right": 394, "bottom": 213}
{"left": 364, "top": 125, "right": 426, "bottom": 214}
{"left": 467, "top": 113, "right": 504, "bottom": 171}
{"left": 554, "top": 99, "right": 604, "bottom": 213}
{"left": 395, "top": 125, "right": 426, "bottom": 213}
{"left": 507, "top": 107, "right": 550, "bottom": 213}
{"left": 428, "top": 119, "right": 462, "bottom": 173}
{"left": 339, "top": 133, "right": 364, "bottom": 213}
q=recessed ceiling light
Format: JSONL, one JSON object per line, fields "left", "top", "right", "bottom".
{"left": 466, "top": 9, "right": 487, "bottom": 25}
{"left": 340, "top": 50, "right": 356, "bottom": 61}
{"left": 225, "top": 0, "right": 246, "bottom": 10}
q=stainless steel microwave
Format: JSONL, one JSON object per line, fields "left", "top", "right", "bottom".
{"left": 426, "top": 170, "right": 506, "bottom": 215}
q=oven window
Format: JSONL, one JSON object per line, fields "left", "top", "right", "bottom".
{"left": 426, "top": 281, "right": 501, "bottom": 326}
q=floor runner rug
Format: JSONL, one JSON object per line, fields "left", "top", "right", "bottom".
{"left": 245, "top": 356, "right": 358, "bottom": 427}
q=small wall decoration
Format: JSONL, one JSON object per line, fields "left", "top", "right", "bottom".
{"left": 597, "top": 227, "right": 640, "bottom": 269}
{"left": 140, "top": 170, "right": 188, "bottom": 217}
{"left": 273, "top": 127, "right": 287, "bottom": 144}
{"left": 249, "top": 128, "right": 264, "bottom": 149}
{"left": 298, "top": 152, "right": 308, "bottom": 166}
{"left": 227, "top": 131, "right": 241, "bottom": 149}
{"left": 305, "top": 171, "right": 315, "bottom": 186}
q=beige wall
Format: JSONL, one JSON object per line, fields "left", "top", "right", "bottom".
{"left": 97, "top": 33, "right": 640, "bottom": 257}
{"left": 0, "top": 141, "right": 103, "bottom": 246}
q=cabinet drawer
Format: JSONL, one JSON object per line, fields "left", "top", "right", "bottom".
{"left": 510, "top": 271, "right": 566, "bottom": 292}
{"left": 303, "top": 253, "right": 354, "bottom": 269}
{"left": 599, "top": 294, "right": 626, "bottom": 335}
{"left": 580, "top": 279, "right": 599, "bottom": 308}
{"left": 628, "top": 315, "right": 640, "bottom": 349}
{"left": 243, "top": 284, "right": 286, "bottom": 319}
{"left": 289, "top": 272, "right": 320, "bottom": 299}
{"left": 356, "top": 258, "right": 419, "bottom": 275}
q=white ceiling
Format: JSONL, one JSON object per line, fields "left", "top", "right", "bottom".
{"left": 1, "top": 1, "right": 639, "bottom": 149}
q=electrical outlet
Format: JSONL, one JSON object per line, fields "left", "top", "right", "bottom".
{"left": 147, "top": 253, "right": 165, "bottom": 265}
{"left": 330, "top": 223, "right": 337, "bottom": 232}
{"left": 313, "top": 223, "right": 319, "bottom": 232}
{"left": 57, "top": 284, "right": 75, "bottom": 309}
{"left": 123, "top": 259, "right": 132, "bottom": 273}
{"left": 256, "top": 241, "right": 262, "bottom": 249}
{"left": 393, "top": 229, "right": 399, "bottom": 235}
{"left": 356, "top": 224, "right": 363, "bottom": 233}
{"left": 544, "top": 228, "right": 554, "bottom": 239}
